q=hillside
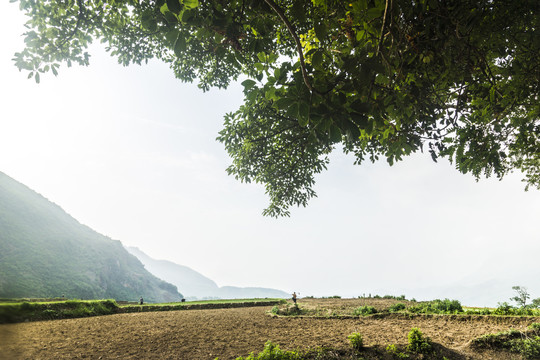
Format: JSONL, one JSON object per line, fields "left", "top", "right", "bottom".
{"left": 0, "top": 171, "right": 182, "bottom": 303}
{"left": 126, "top": 246, "right": 290, "bottom": 300}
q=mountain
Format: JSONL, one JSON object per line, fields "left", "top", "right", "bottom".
{"left": 0, "top": 171, "right": 182, "bottom": 303}
{"left": 125, "top": 246, "right": 290, "bottom": 300}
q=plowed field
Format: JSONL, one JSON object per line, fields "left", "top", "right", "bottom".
{"left": 1, "top": 298, "right": 537, "bottom": 359}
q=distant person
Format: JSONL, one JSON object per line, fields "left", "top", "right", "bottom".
{"left": 139, "top": 297, "right": 144, "bottom": 305}
{"left": 292, "top": 292, "right": 297, "bottom": 305}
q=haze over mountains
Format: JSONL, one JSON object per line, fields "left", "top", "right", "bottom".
{"left": 126, "top": 246, "right": 290, "bottom": 300}
{"left": 0, "top": 171, "right": 182, "bottom": 302}
{"left": 0, "top": 171, "right": 288, "bottom": 302}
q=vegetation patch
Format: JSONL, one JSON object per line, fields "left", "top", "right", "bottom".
{"left": 471, "top": 323, "right": 540, "bottom": 359}
{"left": 347, "top": 332, "right": 364, "bottom": 351}
{"left": 407, "top": 328, "right": 433, "bottom": 354}
{"left": 353, "top": 306, "right": 378, "bottom": 316}
{"left": 0, "top": 299, "right": 118, "bottom": 323}
{"left": 407, "top": 299, "right": 463, "bottom": 314}
{"left": 0, "top": 298, "right": 284, "bottom": 324}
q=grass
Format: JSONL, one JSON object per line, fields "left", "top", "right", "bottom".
{"left": 126, "top": 298, "right": 284, "bottom": 307}
{"left": 0, "top": 299, "right": 118, "bottom": 323}
{"left": 272, "top": 297, "right": 540, "bottom": 319}
{"left": 0, "top": 298, "right": 285, "bottom": 324}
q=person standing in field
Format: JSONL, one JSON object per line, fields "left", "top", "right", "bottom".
{"left": 292, "top": 292, "right": 297, "bottom": 305}
{"left": 139, "top": 297, "right": 144, "bottom": 305}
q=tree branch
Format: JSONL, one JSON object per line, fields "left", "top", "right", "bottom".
{"left": 376, "top": 0, "right": 389, "bottom": 56}
{"left": 263, "top": 0, "right": 315, "bottom": 94}
{"left": 55, "top": 0, "right": 86, "bottom": 51}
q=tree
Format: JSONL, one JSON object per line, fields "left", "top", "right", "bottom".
{"left": 511, "top": 286, "right": 530, "bottom": 308}
{"left": 13, "top": 0, "right": 539, "bottom": 216}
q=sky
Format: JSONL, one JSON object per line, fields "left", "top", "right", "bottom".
{"left": 1, "top": 2, "right": 539, "bottom": 306}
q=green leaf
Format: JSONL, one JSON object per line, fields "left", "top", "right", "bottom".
{"left": 291, "top": 1, "right": 306, "bottom": 23}
{"left": 298, "top": 102, "right": 310, "bottom": 126}
{"left": 274, "top": 97, "right": 294, "bottom": 110}
{"left": 265, "top": 87, "right": 277, "bottom": 100}
{"left": 312, "top": 50, "right": 323, "bottom": 69}
{"left": 183, "top": 0, "right": 199, "bottom": 10}
{"left": 34, "top": 72, "right": 40, "bottom": 84}
{"left": 173, "top": 32, "right": 186, "bottom": 56}
{"left": 141, "top": 9, "right": 158, "bottom": 32}
{"left": 241, "top": 79, "right": 256, "bottom": 90}
{"left": 287, "top": 102, "right": 300, "bottom": 118}
{"left": 329, "top": 125, "right": 341, "bottom": 142}
{"left": 314, "top": 22, "right": 327, "bottom": 41}
{"left": 166, "top": 0, "right": 183, "bottom": 14}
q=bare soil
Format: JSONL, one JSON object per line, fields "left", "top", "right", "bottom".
{"left": 1, "top": 298, "right": 537, "bottom": 359}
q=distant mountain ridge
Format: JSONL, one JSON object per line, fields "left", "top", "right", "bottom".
{"left": 126, "top": 246, "right": 290, "bottom": 300}
{"left": 0, "top": 171, "right": 182, "bottom": 303}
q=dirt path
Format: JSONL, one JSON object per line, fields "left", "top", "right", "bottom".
{"left": 0, "top": 304, "right": 536, "bottom": 359}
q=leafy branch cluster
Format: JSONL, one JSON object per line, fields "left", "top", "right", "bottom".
{"left": 12, "top": 0, "right": 540, "bottom": 215}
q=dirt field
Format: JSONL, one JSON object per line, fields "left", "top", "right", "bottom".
{"left": 1, "top": 298, "right": 537, "bottom": 359}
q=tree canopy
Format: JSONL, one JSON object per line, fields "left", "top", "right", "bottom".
{"left": 13, "top": 0, "right": 539, "bottom": 216}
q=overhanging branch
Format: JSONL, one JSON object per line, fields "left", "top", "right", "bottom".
{"left": 263, "top": 0, "right": 315, "bottom": 93}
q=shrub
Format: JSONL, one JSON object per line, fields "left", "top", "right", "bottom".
{"left": 407, "top": 299, "right": 462, "bottom": 314}
{"left": 512, "top": 337, "right": 540, "bottom": 359}
{"left": 472, "top": 329, "right": 540, "bottom": 359}
{"left": 494, "top": 302, "right": 535, "bottom": 316}
{"left": 353, "top": 306, "right": 377, "bottom": 316}
{"left": 386, "top": 344, "right": 409, "bottom": 358}
{"left": 389, "top": 303, "right": 406, "bottom": 313}
{"left": 431, "top": 299, "right": 462, "bottom": 313}
{"left": 271, "top": 306, "right": 279, "bottom": 315}
{"left": 407, "top": 328, "right": 432, "bottom": 354}
{"left": 347, "top": 332, "right": 363, "bottom": 351}
{"left": 529, "top": 323, "right": 540, "bottom": 331}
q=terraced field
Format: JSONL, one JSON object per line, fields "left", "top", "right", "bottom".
{"left": 1, "top": 298, "right": 537, "bottom": 359}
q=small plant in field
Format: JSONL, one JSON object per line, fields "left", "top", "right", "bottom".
{"left": 270, "top": 306, "right": 279, "bottom": 315}
{"left": 389, "top": 303, "right": 406, "bottom": 312}
{"left": 347, "top": 332, "right": 363, "bottom": 351}
{"left": 529, "top": 323, "right": 540, "bottom": 330}
{"left": 386, "top": 344, "right": 409, "bottom": 358}
{"left": 235, "top": 341, "right": 301, "bottom": 360}
{"left": 407, "top": 328, "right": 432, "bottom": 354}
{"left": 353, "top": 306, "right": 377, "bottom": 316}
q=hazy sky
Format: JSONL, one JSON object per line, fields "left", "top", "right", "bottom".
{"left": 1, "top": 2, "right": 539, "bottom": 305}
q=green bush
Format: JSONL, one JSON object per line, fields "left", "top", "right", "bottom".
{"left": 271, "top": 306, "right": 279, "bottom": 315}
{"left": 512, "top": 337, "right": 540, "bottom": 359}
{"left": 353, "top": 306, "right": 377, "bottom": 316}
{"left": 389, "top": 303, "right": 406, "bottom": 312}
{"left": 407, "top": 299, "right": 462, "bottom": 314}
{"left": 493, "top": 302, "right": 535, "bottom": 316}
{"left": 347, "top": 332, "right": 363, "bottom": 351}
{"left": 407, "top": 328, "right": 432, "bottom": 354}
